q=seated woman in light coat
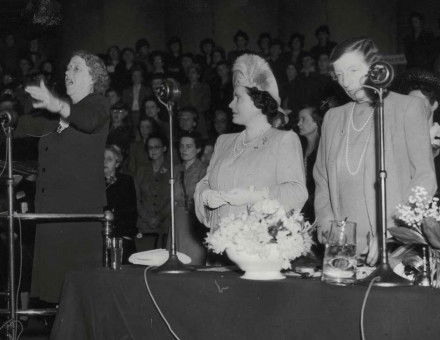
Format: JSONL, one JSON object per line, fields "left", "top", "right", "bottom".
{"left": 194, "top": 53, "right": 308, "bottom": 230}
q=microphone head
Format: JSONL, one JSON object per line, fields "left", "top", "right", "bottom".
{"left": 154, "top": 78, "right": 181, "bottom": 103}
{"left": 0, "top": 110, "right": 17, "bottom": 127}
{"left": 367, "top": 61, "right": 394, "bottom": 88}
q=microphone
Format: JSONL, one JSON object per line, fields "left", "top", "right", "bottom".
{"left": 154, "top": 78, "right": 181, "bottom": 104}
{"left": 367, "top": 61, "right": 394, "bottom": 88}
{"left": 0, "top": 110, "right": 17, "bottom": 127}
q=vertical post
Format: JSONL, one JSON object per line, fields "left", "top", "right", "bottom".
{"left": 5, "top": 125, "right": 17, "bottom": 339}
{"left": 377, "top": 88, "right": 388, "bottom": 266}
{"left": 168, "top": 102, "right": 177, "bottom": 256}
{"left": 102, "top": 211, "right": 114, "bottom": 268}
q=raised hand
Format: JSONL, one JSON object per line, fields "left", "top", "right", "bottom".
{"left": 25, "top": 79, "right": 62, "bottom": 113}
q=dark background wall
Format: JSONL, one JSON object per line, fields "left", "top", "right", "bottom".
{"left": 57, "top": 0, "right": 439, "bottom": 62}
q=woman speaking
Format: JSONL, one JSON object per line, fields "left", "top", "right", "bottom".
{"left": 195, "top": 53, "right": 307, "bottom": 230}
{"left": 16, "top": 51, "right": 110, "bottom": 303}
{"left": 314, "top": 38, "right": 436, "bottom": 265}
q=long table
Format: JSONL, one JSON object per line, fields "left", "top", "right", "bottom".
{"left": 51, "top": 266, "right": 440, "bottom": 340}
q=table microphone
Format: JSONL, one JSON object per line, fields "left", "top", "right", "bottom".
{"left": 154, "top": 78, "right": 181, "bottom": 104}
{"left": 367, "top": 61, "right": 394, "bottom": 89}
{"left": 0, "top": 110, "right": 17, "bottom": 127}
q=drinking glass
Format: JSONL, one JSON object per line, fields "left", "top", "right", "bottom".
{"left": 322, "top": 220, "right": 357, "bottom": 285}
{"left": 110, "top": 237, "right": 124, "bottom": 270}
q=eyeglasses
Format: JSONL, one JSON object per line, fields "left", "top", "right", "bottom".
{"left": 148, "top": 146, "right": 164, "bottom": 150}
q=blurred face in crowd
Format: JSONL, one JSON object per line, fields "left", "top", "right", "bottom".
{"left": 139, "top": 45, "right": 149, "bottom": 57}
{"left": 318, "top": 54, "right": 330, "bottom": 74}
{"left": 317, "top": 31, "right": 329, "bottom": 45}
{"left": 139, "top": 119, "right": 154, "bottom": 140}
{"left": 202, "top": 42, "right": 213, "bottom": 55}
{"left": 151, "top": 79, "right": 163, "bottom": 93}
{"left": 147, "top": 138, "right": 166, "bottom": 161}
{"left": 270, "top": 44, "right": 282, "bottom": 59}
{"left": 42, "top": 61, "right": 53, "bottom": 74}
{"left": 298, "top": 108, "right": 318, "bottom": 137}
{"left": 178, "top": 110, "right": 197, "bottom": 131}
{"left": 291, "top": 37, "right": 302, "bottom": 51}
{"left": 111, "top": 109, "right": 126, "bottom": 127}
{"left": 3, "top": 74, "right": 13, "bottom": 86}
{"left": 302, "top": 55, "right": 315, "bottom": 71}
{"left": 104, "top": 149, "right": 119, "bottom": 175}
{"left": 214, "top": 109, "right": 228, "bottom": 135}
{"left": 65, "top": 56, "right": 94, "bottom": 103}
{"left": 229, "top": 85, "right": 259, "bottom": 126}
{"left": 212, "top": 51, "right": 223, "bottom": 64}
{"left": 201, "top": 144, "right": 214, "bottom": 165}
{"left": 122, "top": 50, "right": 134, "bottom": 64}
{"left": 19, "top": 58, "right": 32, "bottom": 74}
{"left": 188, "top": 67, "right": 200, "bottom": 83}
{"left": 332, "top": 51, "right": 370, "bottom": 102}
{"left": 106, "top": 89, "right": 120, "bottom": 106}
{"left": 144, "top": 100, "right": 160, "bottom": 119}
{"left": 411, "top": 16, "right": 422, "bottom": 31}
{"left": 181, "top": 56, "right": 193, "bottom": 71}
{"left": 217, "top": 63, "right": 229, "bottom": 79}
{"left": 132, "top": 70, "right": 143, "bottom": 85}
{"left": 286, "top": 64, "right": 298, "bottom": 81}
{"left": 235, "top": 36, "right": 248, "bottom": 50}
{"left": 180, "top": 137, "right": 200, "bottom": 163}
{"left": 30, "top": 39, "right": 39, "bottom": 52}
{"left": 109, "top": 47, "right": 120, "bottom": 61}
{"left": 259, "top": 37, "right": 270, "bottom": 51}
{"left": 153, "top": 55, "right": 164, "bottom": 70}
{"left": 409, "top": 89, "right": 438, "bottom": 122}
{"left": 170, "top": 42, "right": 180, "bottom": 55}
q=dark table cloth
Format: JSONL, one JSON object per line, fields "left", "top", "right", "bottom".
{"left": 51, "top": 266, "right": 440, "bottom": 340}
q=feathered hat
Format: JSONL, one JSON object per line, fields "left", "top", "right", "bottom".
{"left": 232, "top": 53, "right": 281, "bottom": 106}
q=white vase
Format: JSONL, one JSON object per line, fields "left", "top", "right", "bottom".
{"left": 226, "top": 246, "right": 285, "bottom": 280}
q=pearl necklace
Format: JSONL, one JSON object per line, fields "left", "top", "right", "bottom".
{"left": 232, "top": 126, "right": 270, "bottom": 159}
{"left": 345, "top": 103, "right": 374, "bottom": 176}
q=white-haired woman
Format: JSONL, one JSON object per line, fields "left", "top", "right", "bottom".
{"left": 194, "top": 54, "right": 308, "bottom": 230}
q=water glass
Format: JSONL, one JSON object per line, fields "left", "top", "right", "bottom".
{"left": 110, "top": 237, "right": 123, "bottom": 270}
{"left": 322, "top": 220, "right": 357, "bottom": 285}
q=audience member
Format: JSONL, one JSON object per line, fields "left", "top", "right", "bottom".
{"left": 404, "top": 12, "right": 436, "bottom": 70}
{"left": 104, "top": 145, "right": 137, "bottom": 261}
{"left": 134, "top": 134, "right": 171, "bottom": 250}
{"left": 173, "top": 132, "right": 207, "bottom": 264}
{"left": 310, "top": 25, "right": 337, "bottom": 60}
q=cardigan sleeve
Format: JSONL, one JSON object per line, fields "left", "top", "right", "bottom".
{"left": 404, "top": 96, "right": 437, "bottom": 197}
{"left": 67, "top": 94, "right": 109, "bottom": 134}
{"left": 268, "top": 131, "right": 308, "bottom": 213}
{"left": 313, "top": 109, "right": 336, "bottom": 232}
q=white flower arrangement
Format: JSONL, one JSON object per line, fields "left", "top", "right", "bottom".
{"left": 205, "top": 199, "right": 313, "bottom": 269}
{"left": 392, "top": 186, "right": 440, "bottom": 245}
{"left": 396, "top": 186, "right": 440, "bottom": 228}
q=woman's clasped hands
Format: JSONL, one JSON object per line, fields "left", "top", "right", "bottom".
{"left": 202, "top": 186, "right": 269, "bottom": 209}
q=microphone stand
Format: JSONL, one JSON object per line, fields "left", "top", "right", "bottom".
{"left": 153, "top": 93, "right": 193, "bottom": 274}
{"left": 3, "top": 117, "right": 18, "bottom": 339}
{"left": 358, "top": 85, "right": 411, "bottom": 287}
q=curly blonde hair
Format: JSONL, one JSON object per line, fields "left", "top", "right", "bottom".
{"left": 72, "top": 50, "right": 109, "bottom": 95}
